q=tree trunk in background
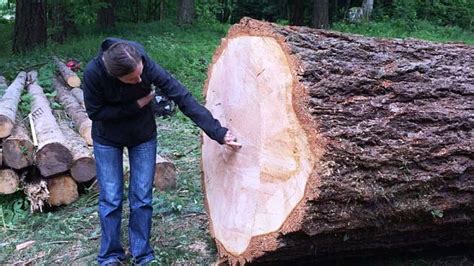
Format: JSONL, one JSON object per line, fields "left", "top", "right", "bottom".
{"left": 12, "top": 0, "right": 47, "bottom": 53}
{"left": 178, "top": 0, "right": 195, "bottom": 25}
{"left": 362, "top": 0, "right": 374, "bottom": 19}
{"left": 97, "top": 0, "right": 116, "bottom": 29}
{"left": 49, "top": 0, "right": 77, "bottom": 43}
{"left": 289, "top": 0, "right": 305, "bottom": 26}
{"left": 312, "top": 0, "right": 329, "bottom": 29}
{"left": 202, "top": 18, "right": 474, "bottom": 264}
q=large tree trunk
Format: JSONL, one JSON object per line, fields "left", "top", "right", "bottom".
{"left": 12, "top": 0, "right": 47, "bottom": 53}
{"left": 177, "top": 0, "right": 195, "bottom": 25}
{"left": 53, "top": 56, "right": 81, "bottom": 88}
{"left": 59, "top": 121, "right": 96, "bottom": 183}
{"left": 202, "top": 18, "right": 474, "bottom": 264}
{"left": 53, "top": 77, "right": 92, "bottom": 145}
{"left": 312, "top": 0, "right": 329, "bottom": 29}
{"left": 0, "top": 72, "right": 27, "bottom": 138}
{"left": 28, "top": 72, "right": 72, "bottom": 177}
{"left": 2, "top": 116, "right": 34, "bottom": 170}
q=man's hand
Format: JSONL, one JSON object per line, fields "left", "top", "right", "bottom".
{"left": 224, "top": 131, "right": 242, "bottom": 149}
{"left": 137, "top": 91, "right": 156, "bottom": 108}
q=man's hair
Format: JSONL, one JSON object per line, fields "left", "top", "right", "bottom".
{"left": 103, "top": 42, "right": 142, "bottom": 77}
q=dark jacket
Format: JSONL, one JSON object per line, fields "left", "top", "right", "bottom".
{"left": 83, "top": 37, "right": 228, "bottom": 147}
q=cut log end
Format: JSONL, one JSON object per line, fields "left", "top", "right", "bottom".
{"left": 47, "top": 174, "right": 78, "bottom": 206}
{"left": 203, "top": 35, "right": 316, "bottom": 256}
{"left": 66, "top": 76, "right": 81, "bottom": 88}
{"left": 0, "top": 169, "right": 20, "bottom": 194}
{"left": 71, "top": 157, "right": 96, "bottom": 183}
{"left": 3, "top": 138, "right": 35, "bottom": 170}
{"left": 154, "top": 156, "right": 177, "bottom": 191}
{"left": 0, "top": 115, "right": 14, "bottom": 138}
{"left": 36, "top": 142, "right": 73, "bottom": 177}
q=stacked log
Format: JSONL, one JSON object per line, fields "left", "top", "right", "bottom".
{"left": 0, "top": 169, "right": 20, "bottom": 194}
{"left": 2, "top": 116, "right": 34, "bottom": 170}
{"left": 47, "top": 173, "right": 79, "bottom": 206}
{"left": 53, "top": 77, "right": 92, "bottom": 145}
{"left": 0, "top": 72, "right": 27, "bottom": 138}
{"left": 53, "top": 56, "right": 81, "bottom": 88}
{"left": 59, "top": 121, "right": 95, "bottom": 183}
{"left": 202, "top": 18, "right": 474, "bottom": 264}
{"left": 27, "top": 71, "right": 73, "bottom": 177}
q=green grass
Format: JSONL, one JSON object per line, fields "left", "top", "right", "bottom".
{"left": 332, "top": 19, "right": 474, "bottom": 45}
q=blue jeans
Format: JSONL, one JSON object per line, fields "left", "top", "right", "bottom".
{"left": 94, "top": 137, "right": 157, "bottom": 265}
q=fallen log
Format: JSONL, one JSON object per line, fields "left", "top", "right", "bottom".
{"left": 28, "top": 71, "right": 73, "bottom": 177}
{"left": 0, "top": 169, "right": 20, "bottom": 194}
{"left": 59, "top": 121, "right": 96, "bottom": 182}
{"left": 2, "top": 116, "right": 34, "bottom": 170}
{"left": 53, "top": 77, "right": 92, "bottom": 145}
{"left": 0, "top": 72, "right": 27, "bottom": 138}
{"left": 154, "top": 155, "right": 177, "bottom": 191}
{"left": 70, "top": 87, "right": 85, "bottom": 108}
{"left": 53, "top": 56, "right": 81, "bottom": 88}
{"left": 123, "top": 151, "right": 176, "bottom": 191}
{"left": 47, "top": 173, "right": 79, "bottom": 206}
{"left": 202, "top": 18, "right": 474, "bottom": 264}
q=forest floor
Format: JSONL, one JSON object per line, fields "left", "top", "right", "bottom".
{"left": 0, "top": 19, "right": 473, "bottom": 264}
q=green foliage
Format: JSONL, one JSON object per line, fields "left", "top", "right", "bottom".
{"left": 332, "top": 19, "right": 474, "bottom": 45}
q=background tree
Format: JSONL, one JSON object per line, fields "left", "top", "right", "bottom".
{"left": 12, "top": 0, "right": 47, "bottom": 53}
{"left": 312, "top": 0, "right": 329, "bottom": 29}
{"left": 97, "top": 0, "right": 116, "bottom": 29}
{"left": 289, "top": 0, "right": 305, "bottom": 26}
{"left": 178, "top": 0, "right": 195, "bottom": 24}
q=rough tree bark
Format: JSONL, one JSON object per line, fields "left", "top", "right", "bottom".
{"left": 3, "top": 116, "right": 34, "bottom": 170}
{"left": 70, "top": 87, "right": 85, "bottom": 108}
{"left": 28, "top": 72, "right": 73, "bottom": 177}
{"left": 177, "top": 0, "right": 195, "bottom": 25}
{"left": 202, "top": 18, "right": 474, "bottom": 264}
{"left": 0, "top": 72, "right": 27, "bottom": 138}
{"left": 12, "top": 0, "right": 47, "bottom": 53}
{"left": 53, "top": 77, "right": 92, "bottom": 145}
{"left": 47, "top": 174, "right": 79, "bottom": 206}
{"left": 59, "top": 121, "right": 95, "bottom": 183}
{"left": 53, "top": 56, "right": 81, "bottom": 88}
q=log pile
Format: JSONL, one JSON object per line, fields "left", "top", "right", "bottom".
{"left": 202, "top": 18, "right": 474, "bottom": 264}
{"left": 1, "top": 58, "right": 177, "bottom": 211}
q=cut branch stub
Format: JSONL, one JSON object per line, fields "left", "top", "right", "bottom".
{"left": 53, "top": 56, "right": 81, "bottom": 88}
{"left": 27, "top": 71, "right": 73, "bottom": 177}
{"left": 0, "top": 72, "right": 27, "bottom": 138}
{"left": 202, "top": 18, "right": 474, "bottom": 263}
